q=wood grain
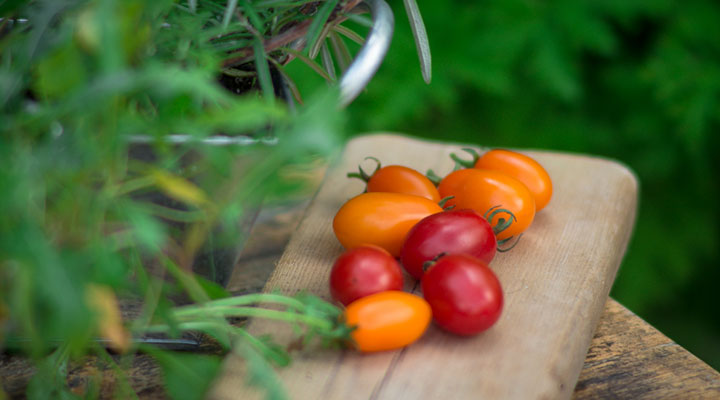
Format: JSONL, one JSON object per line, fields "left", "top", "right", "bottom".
{"left": 574, "top": 299, "right": 720, "bottom": 399}
{"left": 210, "top": 133, "right": 639, "bottom": 400}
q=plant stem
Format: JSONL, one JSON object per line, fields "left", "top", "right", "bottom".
{"left": 172, "top": 306, "right": 335, "bottom": 331}
{"left": 175, "top": 292, "right": 309, "bottom": 313}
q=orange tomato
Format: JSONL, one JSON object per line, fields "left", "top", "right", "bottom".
{"left": 473, "top": 149, "right": 552, "bottom": 211}
{"left": 437, "top": 168, "right": 475, "bottom": 208}
{"left": 344, "top": 291, "right": 431, "bottom": 352}
{"left": 333, "top": 192, "right": 443, "bottom": 256}
{"left": 349, "top": 159, "right": 440, "bottom": 202}
{"left": 444, "top": 169, "right": 535, "bottom": 241}
{"left": 366, "top": 165, "right": 440, "bottom": 202}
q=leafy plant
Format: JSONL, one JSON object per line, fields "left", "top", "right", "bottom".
{"left": 0, "top": 0, "right": 431, "bottom": 398}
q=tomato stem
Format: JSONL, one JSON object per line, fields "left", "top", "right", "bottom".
{"left": 449, "top": 148, "right": 480, "bottom": 169}
{"left": 422, "top": 252, "right": 447, "bottom": 272}
{"left": 484, "top": 205, "right": 517, "bottom": 236}
{"left": 425, "top": 169, "right": 442, "bottom": 186}
{"left": 497, "top": 234, "right": 522, "bottom": 252}
{"left": 347, "top": 156, "right": 381, "bottom": 182}
{"left": 438, "top": 195, "right": 455, "bottom": 209}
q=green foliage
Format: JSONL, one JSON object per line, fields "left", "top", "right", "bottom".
{"left": 345, "top": 0, "right": 720, "bottom": 369}
{"left": 144, "top": 349, "right": 223, "bottom": 400}
{"left": 0, "top": 0, "right": 361, "bottom": 398}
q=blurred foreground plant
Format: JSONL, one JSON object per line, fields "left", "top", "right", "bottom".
{"left": 0, "top": 0, "right": 420, "bottom": 397}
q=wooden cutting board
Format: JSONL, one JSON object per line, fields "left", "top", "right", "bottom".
{"left": 211, "top": 133, "right": 638, "bottom": 400}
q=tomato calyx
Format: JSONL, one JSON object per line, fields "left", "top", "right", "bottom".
{"left": 484, "top": 205, "right": 515, "bottom": 235}
{"left": 438, "top": 196, "right": 455, "bottom": 210}
{"left": 450, "top": 147, "right": 481, "bottom": 169}
{"left": 484, "top": 205, "right": 522, "bottom": 251}
{"left": 347, "top": 156, "right": 382, "bottom": 182}
{"left": 421, "top": 252, "right": 448, "bottom": 272}
{"left": 425, "top": 169, "right": 442, "bottom": 186}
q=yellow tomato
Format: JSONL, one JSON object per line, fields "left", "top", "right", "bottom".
{"left": 333, "top": 192, "right": 443, "bottom": 257}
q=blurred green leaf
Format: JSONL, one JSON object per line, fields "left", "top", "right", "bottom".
{"left": 26, "top": 346, "right": 78, "bottom": 400}
{"left": 33, "top": 40, "right": 87, "bottom": 100}
{"left": 234, "top": 338, "right": 288, "bottom": 400}
{"left": 146, "top": 349, "right": 223, "bottom": 400}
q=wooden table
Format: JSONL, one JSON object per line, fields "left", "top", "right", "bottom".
{"left": 2, "top": 202, "right": 720, "bottom": 398}
{"left": 3, "top": 193, "right": 720, "bottom": 398}
{"left": 226, "top": 202, "right": 720, "bottom": 400}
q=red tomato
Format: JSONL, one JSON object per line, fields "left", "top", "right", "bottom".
{"left": 474, "top": 149, "right": 553, "bottom": 211}
{"left": 333, "top": 192, "right": 444, "bottom": 257}
{"left": 349, "top": 159, "right": 440, "bottom": 202}
{"left": 400, "top": 209, "right": 497, "bottom": 280}
{"left": 439, "top": 169, "right": 535, "bottom": 241}
{"left": 329, "top": 245, "right": 404, "bottom": 306}
{"left": 344, "top": 291, "right": 431, "bottom": 352}
{"left": 421, "top": 254, "right": 503, "bottom": 336}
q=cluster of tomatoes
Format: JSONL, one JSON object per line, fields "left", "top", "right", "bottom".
{"left": 329, "top": 149, "right": 552, "bottom": 352}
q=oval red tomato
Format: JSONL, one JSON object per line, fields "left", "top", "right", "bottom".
{"left": 332, "top": 192, "right": 443, "bottom": 257}
{"left": 421, "top": 254, "right": 503, "bottom": 336}
{"left": 400, "top": 209, "right": 497, "bottom": 280}
{"left": 329, "top": 245, "right": 404, "bottom": 306}
{"left": 344, "top": 291, "right": 431, "bottom": 352}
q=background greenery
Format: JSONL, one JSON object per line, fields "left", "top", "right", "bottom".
{"left": 337, "top": 0, "right": 720, "bottom": 369}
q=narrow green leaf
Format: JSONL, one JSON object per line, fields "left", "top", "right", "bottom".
{"left": 195, "top": 276, "right": 231, "bottom": 300}
{"left": 403, "top": 0, "right": 432, "bottom": 83}
{"left": 253, "top": 38, "right": 276, "bottom": 106}
{"left": 279, "top": 47, "right": 332, "bottom": 81}
{"left": 240, "top": 0, "right": 265, "bottom": 32}
{"left": 328, "top": 32, "right": 351, "bottom": 73}
{"left": 303, "top": 0, "right": 339, "bottom": 57}
{"left": 333, "top": 24, "right": 365, "bottom": 46}
{"left": 320, "top": 42, "right": 337, "bottom": 81}
{"left": 222, "top": 0, "right": 239, "bottom": 28}
{"left": 163, "top": 257, "right": 211, "bottom": 304}
{"left": 267, "top": 58, "right": 304, "bottom": 105}
{"left": 309, "top": 22, "right": 333, "bottom": 59}
{"left": 344, "top": 13, "right": 372, "bottom": 28}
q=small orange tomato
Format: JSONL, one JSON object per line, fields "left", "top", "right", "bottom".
{"left": 367, "top": 165, "right": 440, "bottom": 202}
{"left": 333, "top": 192, "right": 443, "bottom": 256}
{"left": 349, "top": 159, "right": 440, "bottom": 202}
{"left": 451, "top": 169, "right": 535, "bottom": 241}
{"left": 437, "top": 168, "right": 475, "bottom": 208}
{"left": 474, "top": 149, "right": 552, "bottom": 211}
{"left": 344, "top": 291, "right": 431, "bottom": 352}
